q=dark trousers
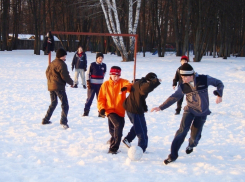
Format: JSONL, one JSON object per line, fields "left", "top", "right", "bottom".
{"left": 43, "top": 90, "right": 69, "bottom": 124}
{"left": 170, "top": 112, "right": 207, "bottom": 160}
{"left": 176, "top": 96, "right": 184, "bottom": 112}
{"left": 108, "top": 113, "right": 125, "bottom": 152}
{"left": 84, "top": 84, "right": 102, "bottom": 111}
{"left": 125, "top": 111, "right": 148, "bottom": 152}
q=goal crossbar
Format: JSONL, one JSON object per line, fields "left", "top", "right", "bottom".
{"left": 49, "top": 31, "right": 138, "bottom": 82}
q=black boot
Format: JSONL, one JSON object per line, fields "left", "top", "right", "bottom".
{"left": 175, "top": 109, "right": 181, "bottom": 115}
{"left": 83, "top": 85, "right": 86, "bottom": 89}
{"left": 186, "top": 146, "right": 193, "bottom": 154}
{"left": 71, "top": 84, "right": 78, "bottom": 88}
{"left": 42, "top": 119, "right": 52, "bottom": 125}
{"left": 83, "top": 109, "right": 89, "bottom": 116}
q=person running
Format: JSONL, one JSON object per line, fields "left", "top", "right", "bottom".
{"left": 97, "top": 66, "right": 132, "bottom": 154}
{"left": 151, "top": 63, "right": 224, "bottom": 165}
{"left": 83, "top": 52, "right": 106, "bottom": 116}
{"left": 122, "top": 72, "right": 161, "bottom": 153}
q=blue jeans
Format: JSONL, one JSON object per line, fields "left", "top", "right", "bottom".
{"left": 170, "top": 112, "right": 207, "bottom": 160}
{"left": 43, "top": 90, "right": 69, "bottom": 124}
{"left": 84, "top": 84, "right": 102, "bottom": 111}
{"left": 125, "top": 111, "right": 148, "bottom": 152}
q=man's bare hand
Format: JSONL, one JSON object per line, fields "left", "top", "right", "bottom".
{"left": 216, "top": 96, "right": 222, "bottom": 104}
{"left": 151, "top": 107, "right": 161, "bottom": 112}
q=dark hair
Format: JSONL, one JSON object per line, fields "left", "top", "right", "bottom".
{"left": 111, "top": 66, "right": 121, "bottom": 71}
{"left": 77, "top": 45, "right": 83, "bottom": 49}
{"left": 96, "top": 52, "right": 104, "bottom": 59}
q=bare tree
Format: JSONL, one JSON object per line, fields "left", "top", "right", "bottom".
{"left": 100, "top": 0, "right": 141, "bottom": 61}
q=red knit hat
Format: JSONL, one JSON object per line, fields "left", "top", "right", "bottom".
{"left": 110, "top": 66, "right": 121, "bottom": 76}
{"left": 180, "top": 55, "right": 189, "bottom": 62}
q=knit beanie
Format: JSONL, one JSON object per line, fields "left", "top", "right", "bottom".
{"left": 56, "top": 48, "right": 67, "bottom": 58}
{"left": 110, "top": 66, "right": 121, "bottom": 76}
{"left": 180, "top": 55, "right": 189, "bottom": 62}
{"left": 179, "top": 63, "right": 194, "bottom": 76}
{"left": 96, "top": 52, "right": 104, "bottom": 59}
{"left": 145, "top": 72, "right": 157, "bottom": 81}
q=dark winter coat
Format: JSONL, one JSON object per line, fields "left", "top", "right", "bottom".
{"left": 71, "top": 52, "right": 87, "bottom": 70}
{"left": 172, "top": 66, "right": 183, "bottom": 86}
{"left": 123, "top": 77, "right": 161, "bottom": 114}
{"left": 42, "top": 31, "right": 55, "bottom": 53}
{"left": 159, "top": 73, "right": 224, "bottom": 116}
{"left": 46, "top": 58, "right": 73, "bottom": 91}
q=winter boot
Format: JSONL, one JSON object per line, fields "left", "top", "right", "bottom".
{"left": 186, "top": 146, "right": 193, "bottom": 154}
{"left": 71, "top": 84, "right": 78, "bottom": 88}
{"left": 61, "top": 124, "right": 69, "bottom": 129}
{"left": 108, "top": 149, "right": 121, "bottom": 154}
{"left": 42, "top": 119, "right": 52, "bottom": 125}
{"left": 163, "top": 155, "right": 175, "bottom": 165}
{"left": 175, "top": 109, "right": 181, "bottom": 115}
{"left": 83, "top": 85, "right": 86, "bottom": 89}
{"left": 83, "top": 109, "right": 89, "bottom": 116}
{"left": 122, "top": 138, "right": 131, "bottom": 148}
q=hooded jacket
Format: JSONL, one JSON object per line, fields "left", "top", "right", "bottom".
{"left": 123, "top": 77, "right": 161, "bottom": 114}
{"left": 46, "top": 58, "right": 73, "bottom": 91}
{"left": 159, "top": 73, "right": 224, "bottom": 116}
{"left": 97, "top": 78, "right": 132, "bottom": 117}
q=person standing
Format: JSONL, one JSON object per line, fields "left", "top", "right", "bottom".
{"left": 122, "top": 73, "right": 161, "bottom": 153}
{"left": 42, "top": 48, "right": 74, "bottom": 129}
{"left": 83, "top": 52, "right": 106, "bottom": 116}
{"left": 172, "top": 55, "right": 189, "bottom": 115}
{"left": 151, "top": 63, "right": 224, "bottom": 165}
{"left": 71, "top": 45, "right": 87, "bottom": 89}
{"left": 97, "top": 66, "right": 132, "bottom": 154}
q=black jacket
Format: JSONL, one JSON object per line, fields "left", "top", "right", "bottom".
{"left": 172, "top": 66, "right": 183, "bottom": 86}
{"left": 123, "top": 77, "right": 161, "bottom": 114}
{"left": 42, "top": 31, "right": 55, "bottom": 53}
{"left": 71, "top": 52, "right": 87, "bottom": 70}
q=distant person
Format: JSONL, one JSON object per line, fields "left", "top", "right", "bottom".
{"left": 42, "top": 31, "right": 55, "bottom": 54}
{"left": 122, "top": 73, "right": 161, "bottom": 153}
{"left": 71, "top": 45, "right": 87, "bottom": 89}
{"left": 151, "top": 63, "right": 224, "bottom": 165}
{"left": 172, "top": 55, "right": 189, "bottom": 115}
{"left": 42, "top": 48, "right": 74, "bottom": 129}
{"left": 83, "top": 53, "right": 106, "bottom": 116}
{"left": 97, "top": 66, "right": 132, "bottom": 154}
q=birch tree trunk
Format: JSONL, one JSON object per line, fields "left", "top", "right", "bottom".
{"left": 100, "top": 0, "right": 141, "bottom": 61}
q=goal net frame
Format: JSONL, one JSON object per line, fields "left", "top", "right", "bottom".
{"left": 49, "top": 31, "right": 138, "bottom": 82}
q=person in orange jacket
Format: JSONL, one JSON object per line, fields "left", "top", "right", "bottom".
{"left": 97, "top": 66, "right": 132, "bottom": 154}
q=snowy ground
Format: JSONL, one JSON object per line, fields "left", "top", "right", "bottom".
{"left": 0, "top": 50, "right": 245, "bottom": 182}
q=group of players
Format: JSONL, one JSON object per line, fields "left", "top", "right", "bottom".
{"left": 42, "top": 47, "right": 224, "bottom": 165}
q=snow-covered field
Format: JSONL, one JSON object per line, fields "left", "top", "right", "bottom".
{"left": 0, "top": 50, "right": 244, "bottom": 182}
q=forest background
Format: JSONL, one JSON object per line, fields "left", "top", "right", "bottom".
{"left": 1, "top": 0, "right": 245, "bottom": 62}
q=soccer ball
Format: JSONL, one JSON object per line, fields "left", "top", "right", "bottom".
{"left": 128, "top": 146, "right": 143, "bottom": 161}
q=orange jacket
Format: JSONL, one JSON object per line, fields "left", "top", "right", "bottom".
{"left": 97, "top": 78, "right": 132, "bottom": 117}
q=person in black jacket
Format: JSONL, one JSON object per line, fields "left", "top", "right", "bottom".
{"left": 71, "top": 46, "right": 87, "bottom": 89}
{"left": 122, "top": 72, "right": 161, "bottom": 152}
{"left": 42, "top": 31, "right": 55, "bottom": 54}
{"left": 172, "top": 55, "right": 189, "bottom": 115}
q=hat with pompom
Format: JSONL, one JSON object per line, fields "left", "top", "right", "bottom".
{"left": 179, "top": 63, "right": 194, "bottom": 76}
